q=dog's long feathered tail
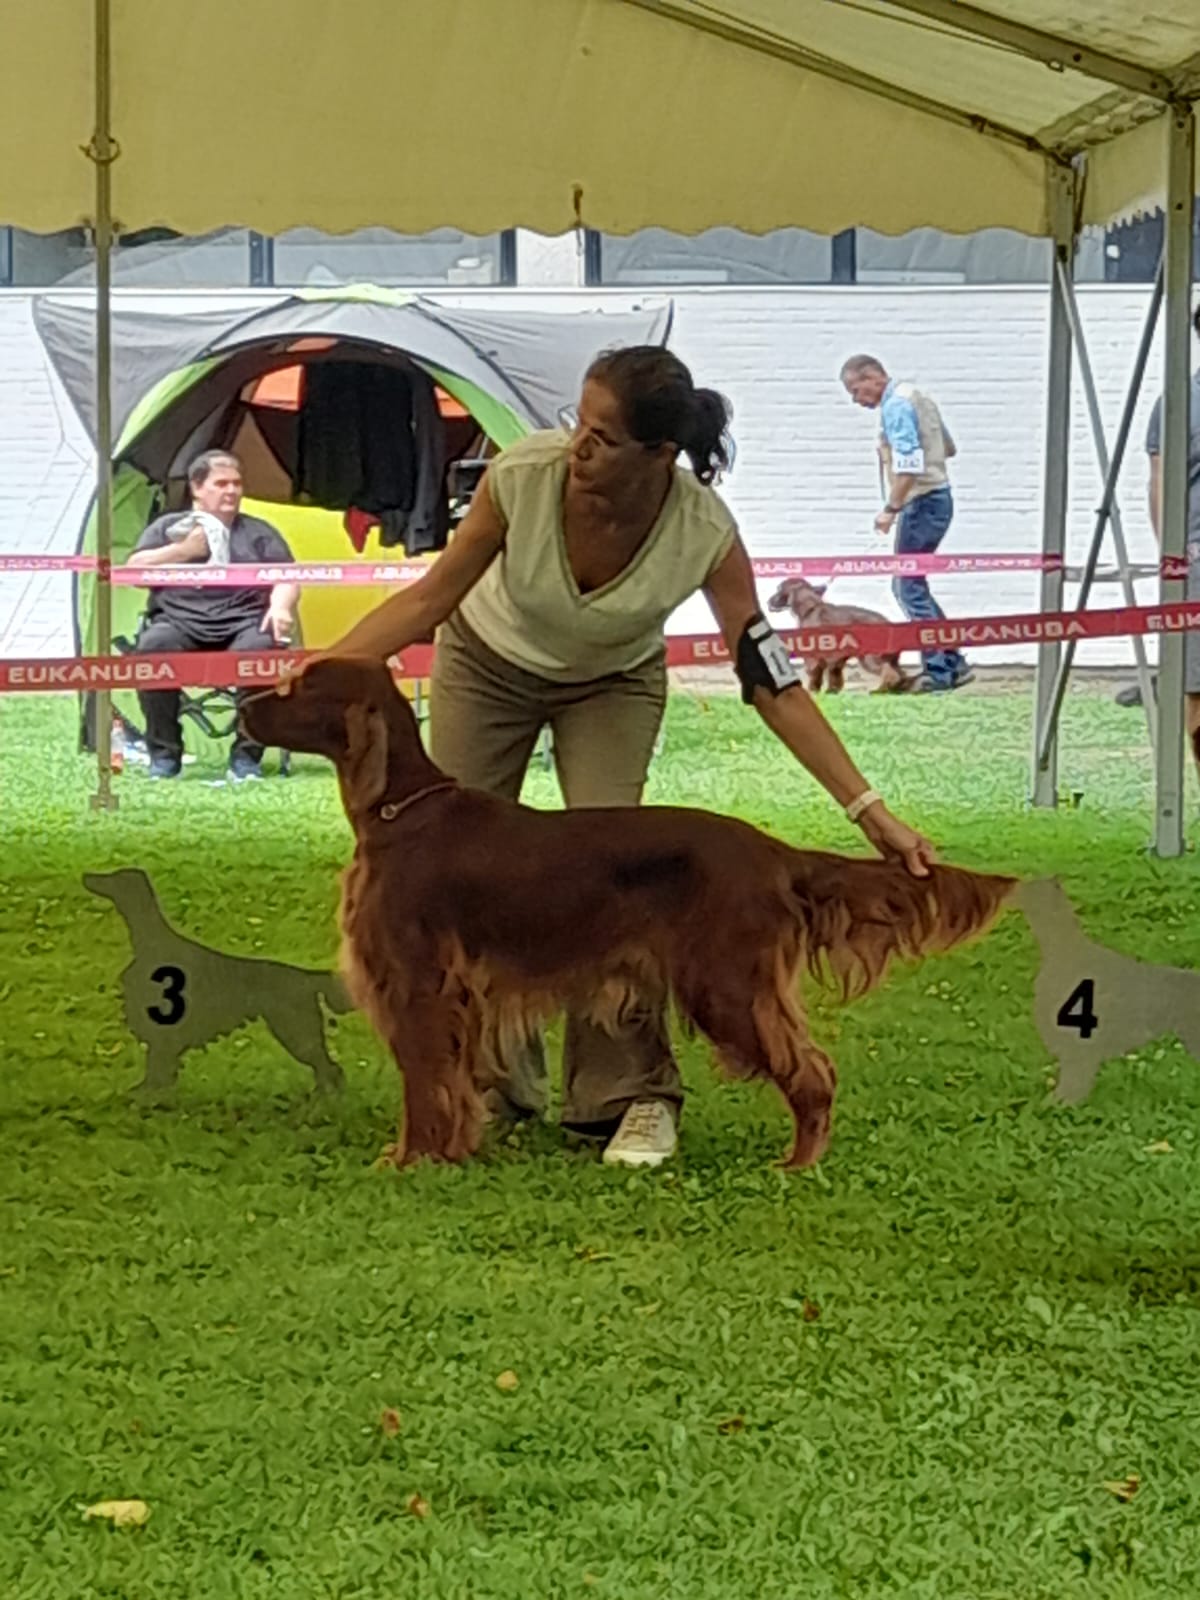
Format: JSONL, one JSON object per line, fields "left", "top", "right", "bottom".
{"left": 786, "top": 852, "right": 1016, "bottom": 1000}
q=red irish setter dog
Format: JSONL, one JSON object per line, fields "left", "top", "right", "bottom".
{"left": 243, "top": 659, "right": 1014, "bottom": 1168}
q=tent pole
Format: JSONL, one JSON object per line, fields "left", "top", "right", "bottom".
{"left": 1057, "top": 265, "right": 1158, "bottom": 754}
{"left": 1034, "top": 255, "right": 1164, "bottom": 777}
{"left": 619, "top": 0, "right": 1053, "bottom": 161}
{"left": 1030, "top": 164, "right": 1075, "bottom": 808}
{"left": 1152, "top": 106, "right": 1196, "bottom": 858}
{"left": 875, "top": 1, "right": 1176, "bottom": 103}
{"left": 88, "top": 0, "right": 117, "bottom": 812}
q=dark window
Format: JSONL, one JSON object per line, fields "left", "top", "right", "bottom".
{"left": 0, "top": 226, "right": 518, "bottom": 288}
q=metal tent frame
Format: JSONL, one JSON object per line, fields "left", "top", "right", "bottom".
{"left": 79, "top": 1, "right": 1198, "bottom": 844}
{"left": 1031, "top": 114, "right": 1197, "bottom": 856}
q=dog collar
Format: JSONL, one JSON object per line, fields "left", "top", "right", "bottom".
{"left": 377, "top": 781, "right": 458, "bottom": 823}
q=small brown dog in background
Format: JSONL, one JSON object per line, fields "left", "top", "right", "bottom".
{"left": 768, "top": 577, "right": 911, "bottom": 694}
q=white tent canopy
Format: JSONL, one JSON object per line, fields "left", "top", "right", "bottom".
{"left": 2, "top": 1, "right": 1199, "bottom": 240}
{"left": 1, "top": 0, "right": 1197, "bottom": 848}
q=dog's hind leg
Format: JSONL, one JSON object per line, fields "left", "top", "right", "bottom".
{"left": 382, "top": 999, "right": 486, "bottom": 1165}
{"left": 867, "top": 655, "right": 907, "bottom": 693}
{"left": 268, "top": 1000, "right": 346, "bottom": 1094}
{"left": 751, "top": 994, "right": 837, "bottom": 1168}
{"left": 676, "top": 944, "right": 836, "bottom": 1167}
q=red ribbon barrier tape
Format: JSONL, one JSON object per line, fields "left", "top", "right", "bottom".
{"left": 5, "top": 552, "right": 1187, "bottom": 583}
{"left": 4, "top": 600, "right": 1200, "bottom": 693}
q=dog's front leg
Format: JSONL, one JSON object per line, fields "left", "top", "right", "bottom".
{"left": 135, "top": 1034, "right": 182, "bottom": 1097}
{"left": 380, "top": 1003, "right": 485, "bottom": 1166}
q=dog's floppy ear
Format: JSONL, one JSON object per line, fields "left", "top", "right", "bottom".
{"left": 341, "top": 703, "right": 389, "bottom": 811}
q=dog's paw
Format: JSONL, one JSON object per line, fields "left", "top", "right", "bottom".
{"left": 373, "top": 1141, "right": 412, "bottom": 1170}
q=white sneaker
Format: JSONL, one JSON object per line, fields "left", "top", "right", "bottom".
{"left": 601, "top": 1099, "right": 678, "bottom": 1168}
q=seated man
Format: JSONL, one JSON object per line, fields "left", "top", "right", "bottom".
{"left": 128, "top": 449, "right": 299, "bottom": 781}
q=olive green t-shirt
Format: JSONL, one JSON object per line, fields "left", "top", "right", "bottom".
{"left": 457, "top": 430, "right": 738, "bottom": 680}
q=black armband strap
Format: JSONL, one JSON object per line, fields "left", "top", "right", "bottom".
{"left": 735, "top": 614, "right": 802, "bottom": 705}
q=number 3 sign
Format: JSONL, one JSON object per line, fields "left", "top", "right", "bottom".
{"left": 1018, "top": 880, "right": 1200, "bottom": 1102}
{"left": 84, "top": 868, "right": 352, "bottom": 1097}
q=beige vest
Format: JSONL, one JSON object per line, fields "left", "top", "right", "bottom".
{"left": 878, "top": 382, "right": 954, "bottom": 504}
{"left": 458, "top": 430, "right": 737, "bottom": 680}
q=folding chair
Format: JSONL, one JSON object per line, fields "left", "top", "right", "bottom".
{"left": 111, "top": 617, "right": 295, "bottom": 775}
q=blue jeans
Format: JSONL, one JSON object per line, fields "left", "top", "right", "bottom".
{"left": 893, "top": 487, "right": 966, "bottom": 687}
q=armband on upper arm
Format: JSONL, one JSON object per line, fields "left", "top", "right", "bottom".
{"left": 735, "top": 615, "right": 802, "bottom": 705}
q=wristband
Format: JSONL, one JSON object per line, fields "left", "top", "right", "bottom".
{"left": 845, "top": 789, "right": 883, "bottom": 824}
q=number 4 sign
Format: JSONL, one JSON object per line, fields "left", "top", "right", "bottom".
{"left": 1056, "top": 978, "right": 1098, "bottom": 1041}
{"left": 1018, "top": 880, "right": 1200, "bottom": 1102}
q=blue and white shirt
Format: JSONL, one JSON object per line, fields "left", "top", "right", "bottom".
{"left": 879, "top": 379, "right": 954, "bottom": 504}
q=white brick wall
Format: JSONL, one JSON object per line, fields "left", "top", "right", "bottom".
{"left": 0, "top": 283, "right": 1174, "bottom": 665}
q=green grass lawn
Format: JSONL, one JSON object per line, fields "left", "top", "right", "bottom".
{"left": 2, "top": 684, "right": 1200, "bottom": 1599}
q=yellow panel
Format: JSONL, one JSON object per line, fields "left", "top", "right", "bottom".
{"left": 242, "top": 500, "right": 435, "bottom": 697}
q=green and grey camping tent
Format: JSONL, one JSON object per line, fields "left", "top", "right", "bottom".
{"left": 33, "top": 286, "right": 672, "bottom": 676}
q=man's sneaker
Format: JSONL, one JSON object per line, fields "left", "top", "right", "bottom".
{"left": 912, "top": 668, "right": 975, "bottom": 694}
{"left": 148, "top": 756, "right": 181, "bottom": 780}
{"left": 601, "top": 1099, "right": 678, "bottom": 1168}
{"left": 227, "top": 754, "right": 263, "bottom": 782}
{"left": 1116, "top": 678, "right": 1156, "bottom": 708}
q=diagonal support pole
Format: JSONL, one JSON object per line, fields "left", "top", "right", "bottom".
{"left": 1035, "top": 259, "right": 1164, "bottom": 778}
{"left": 876, "top": 0, "right": 1178, "bottom": 103}
{"left": 1056, "top": 260, "right": 1158, "bottom": 754}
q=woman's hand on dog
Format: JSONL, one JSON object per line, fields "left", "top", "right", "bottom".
{"left": 857, "top": 805, "right": 937, "bottom": 877}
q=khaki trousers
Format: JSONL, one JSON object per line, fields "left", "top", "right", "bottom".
{"left": 428, "top": 610, "right": 681, "bottom": 1126}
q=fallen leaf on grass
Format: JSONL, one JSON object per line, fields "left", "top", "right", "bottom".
{"left": 406, "top": 1494, "right": 431, "bottom": 1519}
{"left": 82, "top": 1499, "right": 150, "bottom": 1527}
{"left": 1143, "top": 1140, "right": 1174, "bottom": 1155}
{"left": 379, "top": 1407, "right": 402, "bottom": 1437}
{"left": 575, "top": 1246, "right": 614, "bottom": 1264}
{"left": 1102, "top": 1473, "right": 1140, "bottom": 1502}
{"left": 495, "top": 1369, "right": 520, "bottom": 1392}
{"left": 1025, "top": 1294, "right": 1054, "bottom": 1326}
{"left": 778, "top": 1293, "right": 821, "bottom": 1321}
{"left": 717, "top": 1415, "right": 746, "bottom": 1435}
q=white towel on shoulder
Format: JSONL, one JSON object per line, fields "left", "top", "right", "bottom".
{"left": 167, "top": 510, "right": 231, "bottom": 565}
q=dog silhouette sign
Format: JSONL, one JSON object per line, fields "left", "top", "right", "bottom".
{"left": 85, "top": 868, "right": 352, "bottom": 1094}
{"left": 1019, "top": 879, "right": 1200, "bottom": 1101}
